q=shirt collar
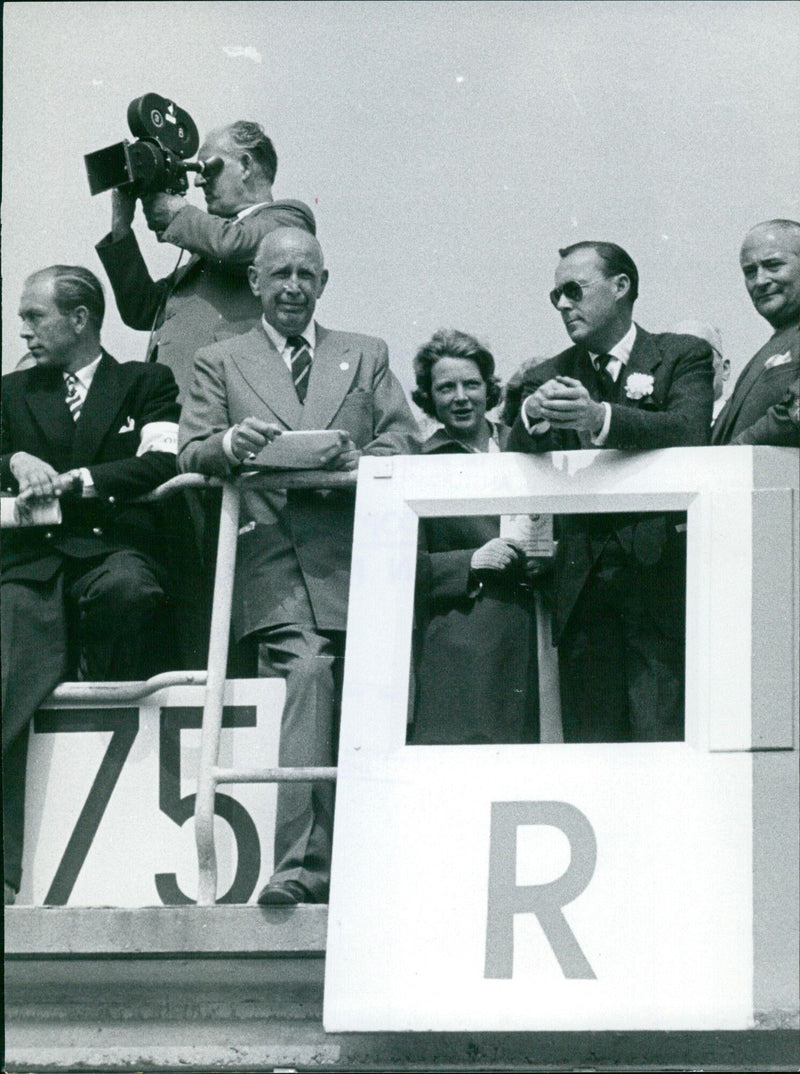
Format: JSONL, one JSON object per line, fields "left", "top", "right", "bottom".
{"left": 261, "top": 316, "right": 316, "bottom": 355}
{"left": 589, "top": 322, "right": 637, "bottom": 366}
{"left": 236, "top": 200, "right": 272, "bottom": 220}
{"left": 64, "top": 353, "right": 103, "bottom": 391}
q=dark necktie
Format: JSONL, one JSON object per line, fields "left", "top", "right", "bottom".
{"left": 64, "top": 372, "right": 83, "bottom": 421}
{"left": 286, "top": 335, "right": 312, "bottom": 403}
{"left": 595, "top": 353, "right": 617, "bottom": 402}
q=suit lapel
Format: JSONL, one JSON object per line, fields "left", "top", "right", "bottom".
{"left": 300, "top": 325, "right": 359, "bottom": 431}
{"left": 25, "top": 368, "right": 75, "bottom": 456}
{"left": 231, "top": 327, "right": 303, "bottom": 429}
{"left": 715, "top": 345, "right": 779, "bottom": 440}
{"left": 71, "top": 352, "right": 126, "bottom": 464}
{"left": 617, "top": 326, "right": 662, "bottom": 407}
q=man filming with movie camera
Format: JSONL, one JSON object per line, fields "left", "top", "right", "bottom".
{"left": 95, "top": 115, "right": 316, "bottom": 667}
{"left": 96, "top": 119, "right": 316, "bottom": 403}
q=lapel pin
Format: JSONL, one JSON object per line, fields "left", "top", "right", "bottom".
{"left": 339, "top": 361, "right": 349, "bottom": 371}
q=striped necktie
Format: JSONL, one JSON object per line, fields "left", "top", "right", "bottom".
{"left": 64, "top": 372, "right": 83, "bottom": 421}
{"left": 286, "top": 335, "right": 312, "bottom": 403}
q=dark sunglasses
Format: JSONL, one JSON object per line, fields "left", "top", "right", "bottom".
{"left": 549, "top": 281, "right": 585, "bottom": 308}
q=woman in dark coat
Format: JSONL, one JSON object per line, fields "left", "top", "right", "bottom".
{"left": 409, "top": 329, "right": 539, "bottom": 745}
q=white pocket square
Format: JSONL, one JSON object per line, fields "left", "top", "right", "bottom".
{"left": 119, "top": 417, "right": 136, "bottom": 433}
{"left": 764, "top": 351, "right": 793, "bottom": 369}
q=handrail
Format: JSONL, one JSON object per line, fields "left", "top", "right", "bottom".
{"left": 48, "top": 670, "right": 208, "bottom": 704}
{"left": 194, "top": 468, "right": 357, "bottom": 905}
{"left": 4, "top": 466, "right": 356, "bottom": 904}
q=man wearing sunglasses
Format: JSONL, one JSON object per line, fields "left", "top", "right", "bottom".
{"left": 508, "top": 241, "right": 714, "bottom": 744}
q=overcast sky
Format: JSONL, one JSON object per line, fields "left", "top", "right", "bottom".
{"left": 3, "top": 1, "right": 799, "bottom": 398}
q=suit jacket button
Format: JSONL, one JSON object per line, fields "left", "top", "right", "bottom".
{"left": 92, "top": 526, "right": 103, "bottom": 536}
{"left": 44, "top": 531, "right": 54, "bottom": 540}
{"left": 107, "top": 496, "right": 116, "bottom": 505}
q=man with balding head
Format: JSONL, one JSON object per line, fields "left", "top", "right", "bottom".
{"left": 179, "top": 227, "right": 418, "bottom": 905}
{"left": 712, "top": 219, "right": 800, "bottom": 446}
{"left": 97, "top": 120, "right": 316, "bottom": 401}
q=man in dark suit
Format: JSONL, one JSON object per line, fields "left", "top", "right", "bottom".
{"left": 712, "top": 219, "right": 800, "bottom": 446}
{"left": 508, "top": 241, "right": 714, "bottom": 743}
{"left": 96, "top": 120, "right": 316, "bottom": 401}
{"left": 1, "top": 265, "right": 180, "bottom": 904}
{"left": 179, "top": 228, "right": 418, "bottom": 905}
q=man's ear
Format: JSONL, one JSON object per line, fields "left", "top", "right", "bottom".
{"left": 71, "top": 306, "right": 89, "bottom": 333}
{"left": 239, "top": 152, "right": 253, "bottom": 181}
{"left": 316, "top": 268, "right": 330, "bottom": 300}
{"left": 614, "top": 274, "right": 631, "bottom": 303}
{"left": 247, "top": 264, "right": 260, "bottom": 298}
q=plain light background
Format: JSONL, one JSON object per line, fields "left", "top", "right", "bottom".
{"left": 3, "top": 0, "right": 799, "bottom": 400}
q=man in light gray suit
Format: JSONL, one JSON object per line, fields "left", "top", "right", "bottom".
{"left": 179, "top": 228, "right": 418, "bottom": 904}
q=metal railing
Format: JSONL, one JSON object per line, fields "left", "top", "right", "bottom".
{"left": 2, "top": 468, "right": 356, "bottom": 905}
{"left": 194, "top": 469, "right": 355, "bottom": 905}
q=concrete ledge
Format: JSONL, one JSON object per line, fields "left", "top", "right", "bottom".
{"left": 4, "top": 904, "right": 327, "bottom": 957}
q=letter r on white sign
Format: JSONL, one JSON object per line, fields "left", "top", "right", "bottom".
{"left": 484, "top": 801, "right": 597, "bottom": 979}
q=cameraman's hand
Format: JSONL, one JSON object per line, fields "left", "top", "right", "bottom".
{"left": 470, "top": 539, "right": 522, "bottom": 574}
{"left": 142, "top": 193, "right": 185, "bottom": 233}
{"left": 111, "top": 189, "right": 137, "bottom": 240}
{"left": 319, "top": 432, "right": 360, "bottom": 472}
{"left": 230, "top": 418, "right": 282, "bottom": 462}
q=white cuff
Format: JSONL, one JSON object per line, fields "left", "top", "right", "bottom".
{"left": 590, "top": 402, "right": 612, "bottom": 445}
{"left": 79, "top": 468, "right": 94, "bottom": 496}
{"left": 222, "top": 427, "right": 239, "bottom": 465}
{"left": 137, "top": 421, "right": 179, "bottom": 456}
{"left": 520, "top": 396, "right": 552, "bottom": 437}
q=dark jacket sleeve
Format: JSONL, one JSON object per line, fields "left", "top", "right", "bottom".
{"left": 96, "top": 229, "right": 172, "bottom": 332}
{"left": 729, "top": 378, "right": 800, "bottom": 446}
{"left": 89, "top": 364, "right": 180, "bottom": 498}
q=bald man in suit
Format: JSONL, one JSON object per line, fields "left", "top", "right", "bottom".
{"left": 712, "top": 219, "right": 800, "bottom": 447}
{"left": 179, "top": 228, "right": 419, "bottom": 905}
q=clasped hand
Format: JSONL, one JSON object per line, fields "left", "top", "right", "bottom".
{"left": 10, "top": 452, "right": 80, "bottom": 516}
{"left": 470, "top": 538, "right": 523, "bottom": 574}
{"left": 524, "top": 376, "right": 605, "bottom": 434}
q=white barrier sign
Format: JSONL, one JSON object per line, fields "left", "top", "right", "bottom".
{"left": 324, "top": 449, "right": 799, "bottom": 1032}
{"left": 19, "top": 679, "right": 284, "bottom": 906}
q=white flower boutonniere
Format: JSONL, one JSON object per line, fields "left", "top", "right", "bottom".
{"left": 624, "top": 373, "right": 655, "bottom": 401}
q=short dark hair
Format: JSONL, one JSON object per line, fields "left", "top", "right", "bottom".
{"left": 411, "top": 329, "right": 502, "bottom": 418}
{"left": 27, "top": 265, "right": 105, "bottom": 330}
{"left": 223, "top": 121, "right": 278, "bottom": 184}
{"left": 558, "top": 241, "right": 639, "bottom": 303}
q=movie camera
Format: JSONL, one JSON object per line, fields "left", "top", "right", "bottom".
{"left": 84, "top": 94, "right": 221, "bottom": 198}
